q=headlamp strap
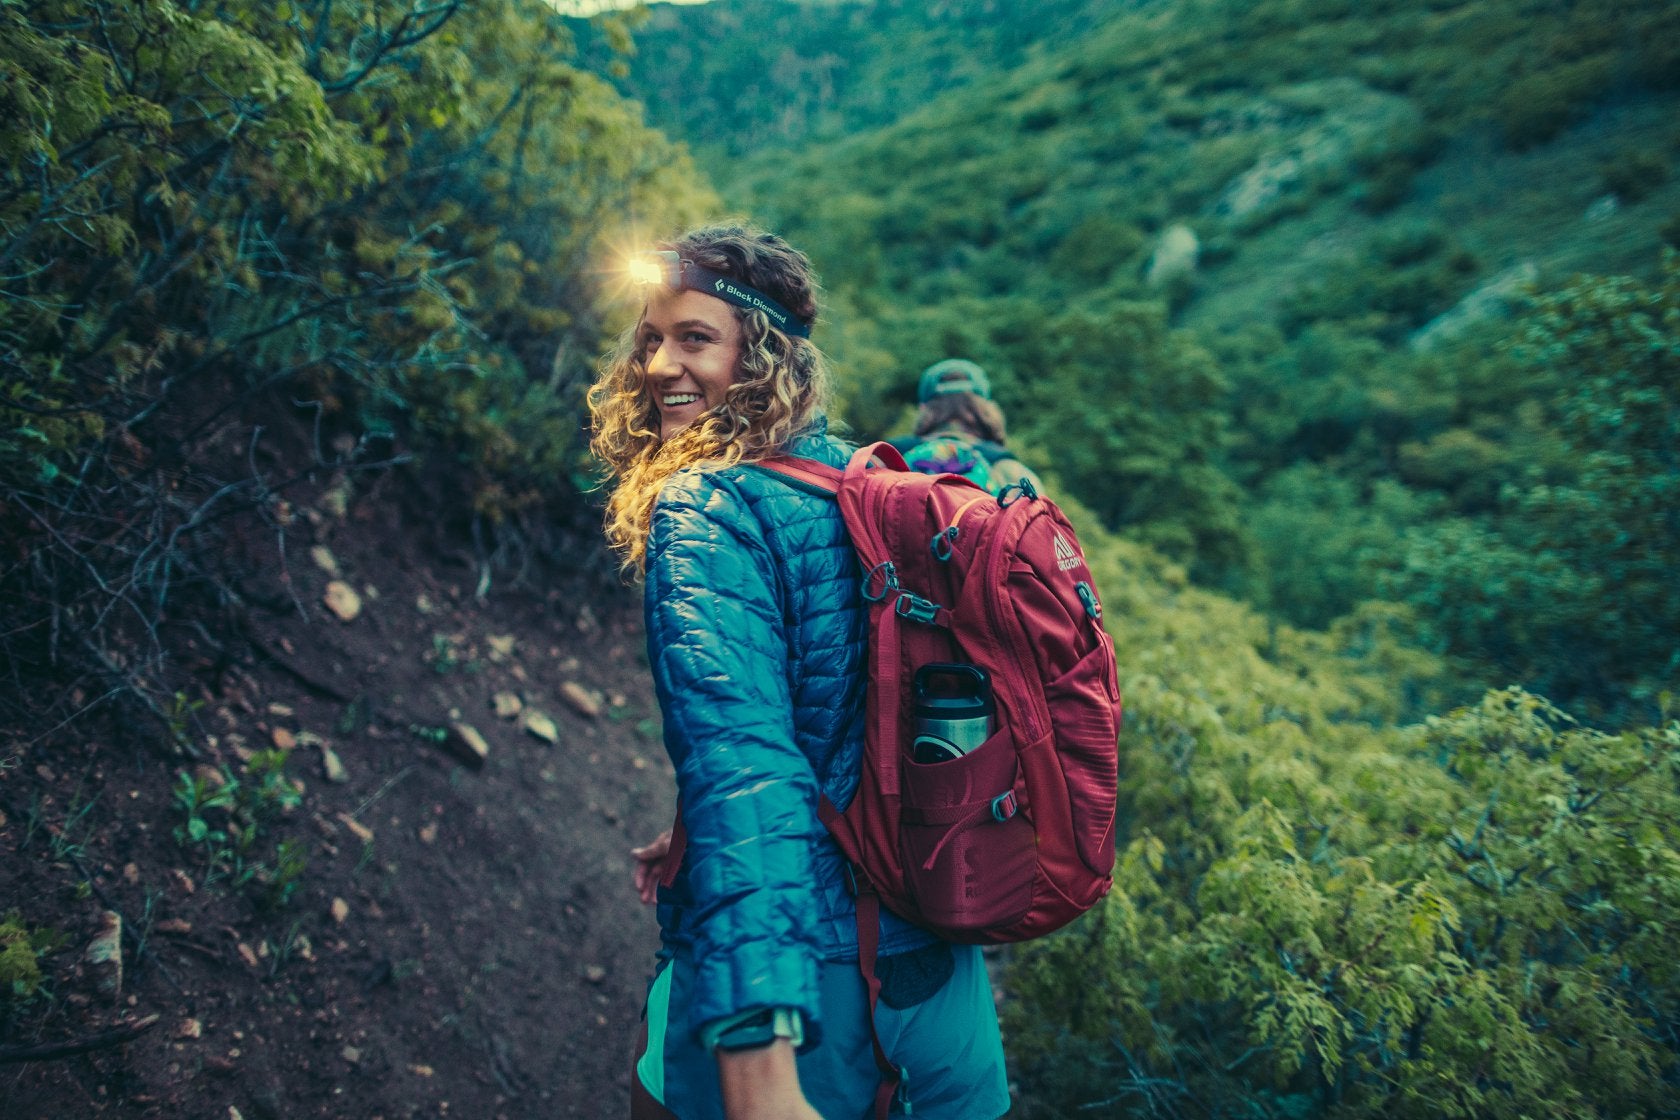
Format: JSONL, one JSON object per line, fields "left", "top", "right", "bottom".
{"left": 633, "top": 251, "right": 810, "bottom": 338}
{"left": 680, "top": 261, "right": 811, "bottom": 338}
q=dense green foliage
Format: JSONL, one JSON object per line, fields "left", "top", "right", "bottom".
{"left": 1009, "top": 514, "right": 1680, "bottom": 1115}
{"left": 577, "top": 0, "right": 1123, "bottom": 160}
{"left": 4, "top": 0, "right": 1679, "bottom": 1113}
{"left": 621, "top": 0, "right": 1680, "bottom": 721}
{"left": 598, "top": 2, "right": 1680, "bottom": 1111}
{"left": 0, "top": 0, "right": 710, "bottom": 737}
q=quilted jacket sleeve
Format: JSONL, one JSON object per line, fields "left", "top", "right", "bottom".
{"left": 643, "top": 469, "right": 824, "bottom": 1040}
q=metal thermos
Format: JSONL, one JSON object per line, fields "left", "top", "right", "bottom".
{"left": 911, "top": 663, "right": 994, "bottom": 764}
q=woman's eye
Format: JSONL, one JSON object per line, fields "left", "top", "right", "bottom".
{"left": 682, "top": 331, "right": 711, "bottom": 344}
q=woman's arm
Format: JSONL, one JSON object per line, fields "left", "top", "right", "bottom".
{"left": 642, "top": 470, "right": 824, "bottom": 1035}
{"left": 718, "top": 1043, "right": 822, "bottom": 1120}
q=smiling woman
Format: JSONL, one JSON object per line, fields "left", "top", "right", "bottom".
{"left": 584, "top": 226, "right": 1011, "bottom": 1120}
{"left": 587, "top": 224, "right": 828, "bottom": 572}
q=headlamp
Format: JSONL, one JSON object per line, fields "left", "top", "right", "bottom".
{"left": 629, "top": 250, "right": 811, "bottom": 338}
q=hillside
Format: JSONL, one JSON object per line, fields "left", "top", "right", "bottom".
{"left": 574, "top": 0, "right": 1129, "bottom": 160}
{"left": 4, "top": 1, "right": 1679, "bottom": 1117}
{"left": 2, "top": 456, "right": 673, "bottom": 1118}
{"left": 615, "top": 0, "right": 1680, "bottom": 722}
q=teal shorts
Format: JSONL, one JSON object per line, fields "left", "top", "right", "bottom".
{"left": 636, "top": 945, "right": 1010, "bottom": 1119}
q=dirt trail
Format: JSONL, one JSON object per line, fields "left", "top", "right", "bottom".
{"left": 1, "top": 488, "right": 675, "bottom": 1119}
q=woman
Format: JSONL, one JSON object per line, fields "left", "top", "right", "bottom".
{"left": 589, "top": 224, "right": 1010, "bottom": 1120}
{"left": 889, "top": 359, "right": 1044, "bottom": 498}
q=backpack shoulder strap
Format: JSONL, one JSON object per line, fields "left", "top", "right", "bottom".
{"left": 753, "top": 455, "right": 842, "bottom": 493}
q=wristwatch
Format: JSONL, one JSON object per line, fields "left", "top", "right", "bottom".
{"left": 710, "top": 1007, "right": 804, "bottom": 1053}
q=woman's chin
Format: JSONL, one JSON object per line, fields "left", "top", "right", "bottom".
{"left": 658, "top": 407, "right": 705, "bottom": 439}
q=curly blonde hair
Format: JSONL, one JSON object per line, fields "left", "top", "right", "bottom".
{"left": 588, "top": 224, "right": 831, "bottom": 572}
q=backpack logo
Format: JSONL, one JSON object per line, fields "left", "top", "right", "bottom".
{"left": 1053, "top": 531, "right": 1081, "bottom": 571}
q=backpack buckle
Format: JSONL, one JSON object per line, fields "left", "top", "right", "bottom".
{"left": 1076, "top": 581, "right": 1102, "bottom": 621}
{"left": 998, "top": 477, "right": 1038, "bottom": 507}
{"left": 990, "top": 791, "right": 1018, "bottom": 822}
{"left": 862, "top": 560, "right": 899, "bottom": 602}
{"left": 930, "top": 525, "right": 959, "bottom": 561}
{"left": 894, "top": 592, "right": 941, "bottom": 624}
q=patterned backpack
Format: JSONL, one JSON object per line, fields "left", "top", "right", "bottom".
{"left": 895, "top": 434, "right": 1000, "bottom": 493}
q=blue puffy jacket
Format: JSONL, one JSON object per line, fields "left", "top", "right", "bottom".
{"left": 644, "top": 419, "right": 936, "bottom": 1042}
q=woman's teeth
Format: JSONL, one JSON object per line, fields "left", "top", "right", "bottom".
{"left": 663, "top": 394, "right": 701, "bottom": 406}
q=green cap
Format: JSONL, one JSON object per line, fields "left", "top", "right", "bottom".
{"left": 917, "top": 359, "right": 992, "bottom": 403}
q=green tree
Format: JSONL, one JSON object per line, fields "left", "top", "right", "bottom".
{"left": 1386, "top": 257, "right": 1680, "bottom": 720}
{"left": 1020, "top": 300, "right": 1250, "bottom": 582}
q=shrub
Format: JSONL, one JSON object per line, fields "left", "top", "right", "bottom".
{"left": 1599, "top": 150, "right": 1671, "bottom": 204}
{"left": 1007, "top": 680, "right": 1680, "bottom": 1118}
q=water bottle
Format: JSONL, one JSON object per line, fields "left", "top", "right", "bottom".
{"left": 911, "top": 663, "right": 994, "bottom": 764}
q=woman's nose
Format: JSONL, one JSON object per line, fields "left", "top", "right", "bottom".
{"left": 647, "top": 341, "right": 679, "bottom": 379}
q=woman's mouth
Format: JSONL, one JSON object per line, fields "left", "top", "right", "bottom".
{"left": 662, "top": 393, "right": 701, "bottom": 407}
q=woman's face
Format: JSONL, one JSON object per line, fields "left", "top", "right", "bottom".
{"left": 639, "top": 287, "right": 743, "bottom": 440}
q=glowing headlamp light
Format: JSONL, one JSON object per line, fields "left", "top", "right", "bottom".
{"left": 629, "top": 250, "right": 811, "bottom": 338}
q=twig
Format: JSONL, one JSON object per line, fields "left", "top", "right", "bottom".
{"left": 0, "top": 1015, "right": 162, "bottom": 1065}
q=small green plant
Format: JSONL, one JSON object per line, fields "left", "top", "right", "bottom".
{"left": 166, "top": 690, "right": 205, "bottom": 749}
{"left": 49, "top": 789, "right": 99, "bottom": 862}
{"left": 0, "top": 912, "right": 66, "bottom": 1009}
{"left": 173, "top": 768, "right": 237, "bottom": 877}
{"left": 172, "top": 750, "right": 307, "bottom": 907}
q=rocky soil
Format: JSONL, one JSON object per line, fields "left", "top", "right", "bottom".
{"left": 1, "top": 479, "right": 676, "bottom": 1119}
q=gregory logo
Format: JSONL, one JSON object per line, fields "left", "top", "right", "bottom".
{"left": 1053, "top": 531, "right": 1081, "bottom": 571}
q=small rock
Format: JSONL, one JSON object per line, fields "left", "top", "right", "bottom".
{"left": 323, "top": 580, "right": 362, "bottom": 622}
{"left": 267, "top": 702, "right": 295, "bottom": 718}
{"left": 176, "top": 1018, "right": 203, "bottom": 1040}
{"left": 491, "top": 691, "right": 523, "bottom": 720}
{"left": 445, "top": 722, "right": 490, "bottom": 768}
{"left": 409, "top": 1063, "right": 435, "bottom": 1077}
{"left": 584, "top": 964, "right": 607, "bottom": 984}
{"left": 85, "top": 912, "right": 123, "bottom": 996}
{"left": 319, "top": 745, "right": 349, "bottom": 784}
{"left": 310, "top": 546, "right": 339, "bottom": 576}
{"left": 123, "top": 863, "right": 140, "bottom": 884}
{"left": 1146, "top": 223, "right": 1200, "bottom": 287}
{"left": 330, "top": 898, "right": 350, "bottom": 925}
{"left": 171, "top": 869, "right": 195, "bottom": 895}
{"left": 236, "top": 942, "right": 259, "bottom": 969}
{"left": 155, "top": 918, "right": 192, "bottom": 935}
{"left": 416, "top": 592, "right": 437, "bottom": 615}
{"left": 337, "top": 813, "right": 375, "bottom": 844}
{"left": 521, "top": 710, "right": 559, "bottom": 744}
{"left": 560, "top": 681, "right": 603, "bottom": 719}
{"left": 322, "top": 478, "right": 352, "bottom": 520}
{"left": 486, "top": 634, "right": 516, "bottom": 661}
{"left": 341, "top": 1045, "right": 362, "bottom": 1065}
{"left": 417, "top": 822, "right": 439, "bottom": 845}
{"left": 271, "top": 727, "right": 297, "bottom": 751}
{"left": 229, "top": 1108, "right": 245, "bottom": 1120}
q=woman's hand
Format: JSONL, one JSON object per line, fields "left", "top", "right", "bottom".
{"left": 631, "top": 829, "right": 674, "bottom": 905}
{"left": 718, "top": 1041, "right": 822, "bottom": 1120}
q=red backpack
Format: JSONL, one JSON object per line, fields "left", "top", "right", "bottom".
{"left": 760, "top": 441, "right": 1122, "bottom": 1116}
{"left": 659, "top": 442, "right": 1120, "bottom": 1116}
